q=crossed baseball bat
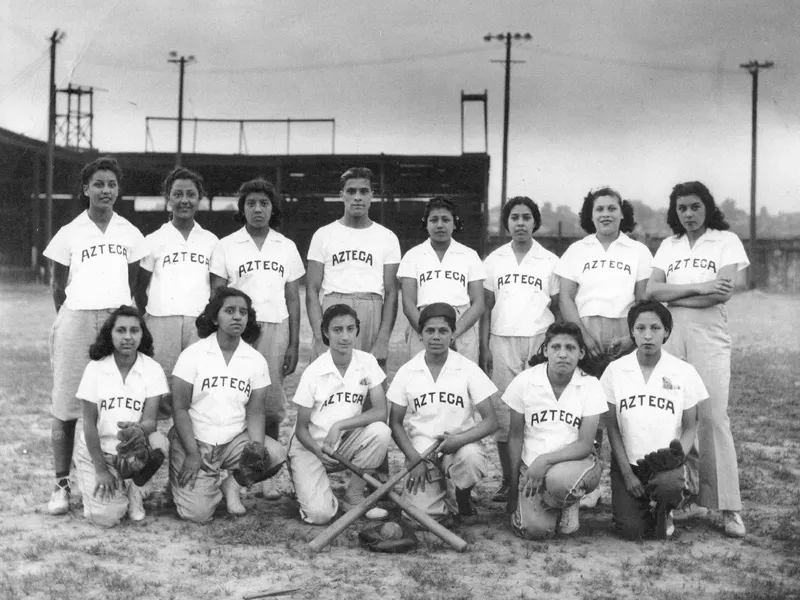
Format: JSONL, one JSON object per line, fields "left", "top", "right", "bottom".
{"left": 308, "top": 441, "right": 468, "bottom": 552}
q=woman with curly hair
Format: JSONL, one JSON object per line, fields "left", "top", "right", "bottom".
{"left": 74, "top": 306, "right": 169, "bottom": 526}
{"left": 169, "top": 287, "right": 287, "bottom": 522}
{"left": 646, "top": 181, "right": 748, "bottom": 538}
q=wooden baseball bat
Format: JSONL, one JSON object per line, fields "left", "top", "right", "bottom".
{"left": 328, "top": 449, "right": 468, "bottom": 552}
{"left": 308, "top": 441, "right": 440, "bottom": 552}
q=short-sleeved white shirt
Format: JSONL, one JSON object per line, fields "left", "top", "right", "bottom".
{"left": 292, "top": 349, "right": 387, "bottom": 445}
{"left": 76, "top": 353, "right": 168, "bottom": 454}
{"left": 555, "top": 233, "right": 652, "bottom": 319}
{"left": 43, "top": 211, "right": 145, "bottom": 310}
{"left": 397, "top": 239, "right": 485, "bottom": 307}
{"left": 210, "top": 227, "right": 305, "bottom": 323}
{"left": 173, "top": 335, "right": 271, "bottom": 445}
{"left": 307, "top": 221, "right": 401, "bottom": 297}
{"left": 502, "top": 363, "right": 606, "bottom": 467}
{"left": 139, "top": 221, "right": 219, "bottom": 317}
{"left": 602, "top": 351, "right": 707, "bottom": 465}
{"left": 652, "top": 229, "right": 749, "bottom": 285}
{"left": 483, "top": 241, "right": 560, "bottom": 336}
{"left": 387, "top": 350, "right": 497, "bottom": 452}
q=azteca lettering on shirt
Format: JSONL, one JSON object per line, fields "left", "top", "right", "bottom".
{"left": 200, "top": 376, "right": 252, "bottom": 396}
{"left": 99, "top": 397, "right": 142, "bottom": 411}
{"left": 582, "top": 259, "right": 631, "bottom": 274}
{"left": 320, "top": 391, "right": 365, "bottom": 410}
{"left": 529, "top": 409, "right": 581, "bottom": 427}
{"left": 162, "top": 251, "right": 209, "bottom": 267}
{"left": 496, "top": 273, "right": 543, "bottom": 290}
{"left": 418, "top": 270, "right": 466, "bottom": 286}
{"left": 412, "top": 391, "right": 465, "bottom": 410}
{"left": 332, "top": 250, "right": 373, "bottom": 266}
{"left": 665, "top": 258, "right": 716, "bottom": 276}
{"left": 619, "top": 394, "right": 676, "bottom": 414}
{"left": 237, "top": 260, "right": 285, "bottom": 278}
{"left": 80, "top": 244, "right": 129, "bottom": 262}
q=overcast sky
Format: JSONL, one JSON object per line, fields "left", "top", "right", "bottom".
{"left": 2, "top": 0, "right": 798, "bottom": 221}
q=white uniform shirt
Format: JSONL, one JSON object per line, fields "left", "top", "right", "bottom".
{"left": 555, "top": 233, "right": 652, "bottom": 319}
{"left": 76, "top": 353, "right": 168, "bottom": 454}
{"left": 483, "top": 241, "right": 560, "bottom": 336}
{"left": 210, "top": 227, "right": 305, "bottom": 323}
{"left": 387, "top": 350, "right": 497, "bottom": 452}
{"left": 652, "top": 229, "right": 749, "bottom": 285}
{"left": 139, "top": 221, "right": 219, "bottom": 317}
{"left": 43, "top": 211, "right": 145, "bottom": 310}
{"left": 292, "top": 349, "right": 387, "bottom": 445}
{"left": 307, "top": 221, "right": 401, "bottom": 297}
{"left": 502, "top": 363, "right": 606, "bottom": 467}
{"left": 397, "top": 239, "right": 485, "bottom": 307}
{"left": 602, "top": 351, "right": 707, "bottom": 465}
{"left": 173, "top": 335, "right": 270, "bottom": 446}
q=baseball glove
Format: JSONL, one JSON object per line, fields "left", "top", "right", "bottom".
{"left": 114, "top": 423, "right": 149, "bottom": 479}
{"left": 359, "top": 521, "right": 418, "bottom": 553}
{"left": 232, "top": 441, "right": 281, "bottom": 487}
{"left": 636, "top": 440, "right": 689, "bottom": 539}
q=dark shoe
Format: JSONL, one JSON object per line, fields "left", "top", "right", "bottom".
{"left": 133, "top": 449, "right": 165, "bottom": 487}
{"left": 455, "top": 487, "right": 477, "bottom": 517}
{"left": 492, "top": 480, "right": 510, "bottom": 503}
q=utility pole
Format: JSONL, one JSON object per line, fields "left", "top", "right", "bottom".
{"left": 484, "top": 32, "right": 531, "bottom": 213}
{"left": 739, "top": 59, "right": 774, "bottom": 289}
{"left": 167, "top": 51, "right": 195, "bottom": 166}
{"left": 45, "top": 29, "right": 65, "bottom": 266}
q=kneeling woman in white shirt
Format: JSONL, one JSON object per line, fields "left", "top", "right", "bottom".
{"left": 603, "top": 301, "right": 706, "bottom": 540}
{"left": 74, "top": 305, "right": 169, "bottom": 527}
{"left": 388, "top": 303, "right": 498, "bottom": 522}
{"left": 169, "top": 287, "right": 287, "bottom": 523}
{"left": 504, "top": 322, "right": 607, "bottom": 539}
{"left": 288, "top": 304, "right": 391, "bottom": 524}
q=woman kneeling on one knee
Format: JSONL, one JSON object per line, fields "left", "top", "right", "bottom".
{"left": 75, "top": 306, "right": 169, "bottom": 527}
{"left": 169, "top": 287, "right": 286, "bottom": 523}
{"left": 505, "top": 322, "right": 606, "bottom": 539}
{"left": 288, "top": 303, "right": 391, "bottom": 525}
{"left": 388, "top": 302, "right": 498, "bottom": 522}
{"left": 603, "top": 301, "right": 706, "bottom": 540}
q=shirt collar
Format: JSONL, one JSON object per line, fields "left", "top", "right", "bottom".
{"left": 529, "top": 362, "right": 589, "bottom": 389}
{"left": 583, "top": 232, "right": 635, "bottom": 248}
{"left": 77, "top": 210, "right": 120, "bottom": 229}
{"left": 231, "top": 227, "right": 286, "bottom": 245}
{"left": 496, "top": 239, "right": 546, "bottom": 259}
{"left": 672, "top": 228, "right": 726, "bottom": 245}
{"left": 425, "top": 238, "right": 466, "bottom": 255}
{"left": 98, "top": 353, "right": 147, "bottom": 377}
{"left": 407, "top": 349, "right": 463, "bottom": 373}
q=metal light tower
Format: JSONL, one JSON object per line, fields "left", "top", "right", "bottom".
{"left": 167, "top": 51, "right": 196, "bottom": 166}
{"left": 484, "top": 32, "right": 531, "bottom": 212}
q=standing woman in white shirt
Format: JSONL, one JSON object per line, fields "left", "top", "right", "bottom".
{"left": 480, "top": 196, "right": 560, "bottom": 502}
{"left": 43, "top": 157, "right": 145, "bottom": 516}
{"left": 210, "top": 179, "right": 304, "bottom": 499}
{"left": 555, "top": 187, "right": 652, "bottom": 508}
{"left": 134, "top": 167, "right": 218, "bottom": 416}
{"left": 647, "top": 181, "right": 748, "bottom": 538}
{"left": 398, "top": 197, "right": 485, "bottom": 363}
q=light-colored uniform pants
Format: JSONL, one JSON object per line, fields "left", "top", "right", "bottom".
{"left": 312, "top": 292, "right": 385, "bottom": 359}
{"left": 144, "top": 314, "right": 200, "bottom": 419}
{"left": 168, "top": 428, "right": 287, "bottom": 523}
{"left": 287, "top": 422, "right": 391, "bottom": 524}
{"left": 407, "top": 303, "right": 479, "bottom": 364}
{"left": 489, "top": 333, "right": 546, "bottom": 442}
{"left": 402, "top": 440, "right": 487, "bottom": 518}
{"left": 580, "top": 316, "right": 630, "bottom": 367}
{"left": 664, "top": 304, "right": 741, "bottom": 511}
{"left": 253, "top": 319, "right": 291, "bottom": 426}
{"left": 74, "top": 431, "right": 169, "bottom": 527}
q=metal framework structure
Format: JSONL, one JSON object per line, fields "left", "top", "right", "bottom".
{"left": 55, "top": 84, "right": 94, "bottom": 150}
{"left": 460, "top": 90, "right": 488, "bottom": 154}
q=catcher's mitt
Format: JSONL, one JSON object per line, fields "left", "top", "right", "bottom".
{"left": 636, "top": 440, "right": 689, "bottom": 538}
{"left": 359, "top": 521, "right": 418, "bottom": 553}
{"left": 114, "top": 423, "right": 149, "bottom": 479}
{"left": 232, "top": 441, "right": 282, "bottom": 487}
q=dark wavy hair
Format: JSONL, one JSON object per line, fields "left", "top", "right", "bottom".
{"left": 421, "top": 195, "right": 463, "bottom": 233}
{"left": 89, "top": 306, "right": 154, "bottom": 360}
{"left": 163, "top": 166, "right": 205, "bottom": 201}
{"left": 320, "top": 303, "right": 361, "bottom": 346}
{"left": 528, "top": 321, "right": 600, "bottom": 378}
{"left": 627, "top": 300, "right": 673, "bottom": 343}
{"left": 340, "top": 167, "right": 375, "bottom": 188}
{"left": 234, "top": 178, "right": 283, "bottom": 227}
{"left": 502, "top": 196, "right": 542, "bottom": 234}
{"left": 195, "top": 287, "right": 261, "bottom": 343}
{"left": 578, "top": 187, "right": 636, "bottom": 234}
{"left": 667, "top": 181, "right": 730, "bottom": 236}
{"left": 80, "top": 156, "right": 123, "bottom": 208}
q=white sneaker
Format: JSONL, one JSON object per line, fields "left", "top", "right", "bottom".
{"left": 48, "top": 481, "right": 70, "bottom": 515}
{"left": 558, "top": 503, "right": 580, "bottom": 535}
{"left": 723, "top": 511, "right": 746, "bottom": 538}
{"left": 261, "top": 477, "right": 282, "bottom": 500}
{"left": 579, "top": 487, "right": 602, "bottom": 509}
{"left": 673, "top": 502, "right": 708, "bottom": 521}
{"left": 127, "top": 483, "right": 146, "bottom": 522}
{"left": 222, "top": 476, "right": 246, "bottom": 516}
{"left": 665, "top": 511, "right": 675, "bottom": 538}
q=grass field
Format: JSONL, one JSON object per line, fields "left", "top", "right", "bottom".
{"left": 1, "top": 281, "right": 798, "bottom": 600}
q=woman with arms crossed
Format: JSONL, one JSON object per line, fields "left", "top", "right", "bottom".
{"left": 481, "top": 196, "right": 560, "bottom": 502}
{"left": 43, "top": 157, "right": 145, "bottom": 515}
{"left": 646, "top": 182, "right": 748, "bottom": 538}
